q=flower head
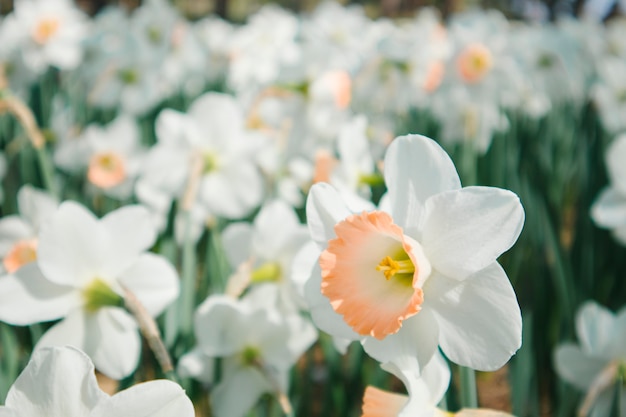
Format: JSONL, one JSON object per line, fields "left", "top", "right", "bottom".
{"left": 306, "top": 134, "right": 524, "bottom": 372}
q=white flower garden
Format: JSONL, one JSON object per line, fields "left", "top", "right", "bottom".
{"left": 0, "top": 0, "right": 625, "bottom": 416}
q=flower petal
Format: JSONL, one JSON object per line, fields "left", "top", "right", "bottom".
{"left": 117, "top": 253, "right": 179, "bottom": 317}
{"left": 361, "top": 386, "right": 409, "bottom": 417}
{"left": 606, "top": 134, "right": 626, "bottom": 195}
{"left": 37, "top": 201, "right": 107, "bottom": 287}
{"left": 194, "top": 296, "right": 248, "bottom": 357}
{"left": 553, "top": 343, "right": 607, "bottom": 391}
{"left": 100, "top": 205, "right": 157, "bottom": 275}
{"left": 91, "top": 380, "right": 194, "bottom": 417}
{"left": 591, "top": 188, "right": 626, "bottom": 228}
{"left": 384, "top": 135, "right": 461, "bottom": 236}
{"left": 177, "top": 347, "right": 215, "bottom": 384}
{"left": 306, "top": 183, "right": 351, "bottom": 248}
{"left": 253, "top": 200, "right": 305, "bottom": 260}
{"left": 362, "top": 309, "right": 439, "bottom": 372}
{"left": 422, "top": 186, "right": 524, "bottom": 280}
{"left": 0, "top": 263, "right": 80, "bottom": 325}
{"left": 5, "top": 346, "right": 106, "bottom": 415}
{"left": 575, "top": 301, "right": 615, "bottom": 358}
{"left": 210, "top": 367, "right": 271, "bottom": 417}
{"left": 222, "top": 223, "right": 253, "bottom": 268}
{"left": 0, "top": 216, "right": 33, "bottom": 256}
{"left": 425, "top": 263, "right": 522, "bottom": 371}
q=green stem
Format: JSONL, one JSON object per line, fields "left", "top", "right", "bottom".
{"left": 459, "top": 366, "right": 478, "bottom": 408}
{"left": 179, "top": 211, "right": 197, "bottom": 340}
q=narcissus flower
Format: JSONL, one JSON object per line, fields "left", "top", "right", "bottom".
{"left": 0, "top": 346, "right": 194, "bottom": 417}
{"left": 0, "top": 201, "right": 179, "bottom": 379}
{"left": 305, "top": 134, "right": 524, "bottom": 373}
{"left": 554, "top": 301, "right": 626, "bottom": 417}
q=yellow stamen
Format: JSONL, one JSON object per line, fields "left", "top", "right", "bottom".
{"left": 250, "top": 262, "right": 282, "bottom": 283}
{"left": 376, "top": 255, "right": 415, "bottom": 280}
{"left": 82, "top": 278, "right": 124, "bottom": 313}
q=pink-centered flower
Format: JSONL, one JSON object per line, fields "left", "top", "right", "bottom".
{"left": 305, "top": 134, "right": 524, "bottom": 373}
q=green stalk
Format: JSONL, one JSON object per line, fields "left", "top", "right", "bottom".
{"left": 179, "top": 210, "right": 197, "bottom": 340}
{"left": 459, "top": 366, "right": 478, "bottom": 408}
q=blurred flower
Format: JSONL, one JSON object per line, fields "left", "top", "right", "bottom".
{"left": 0, "top": 346, "right": 194, "bottom": 417}
{"left": 591, "top": 134, "right": 626, "bottom": 244}
{"left": 305, "top": 134, "right": 524, "bottom": 372}
{"left": 0, "top": 201, "right": 179, "bottom": 379}
{"left": 0, "top": 185, "right": 58, "bottom": 275}
{"left": 222, "top": 199, "right": 310, "bottom": 310}
{"left": 178, "top": 286, "right": 317, "bottom": 417}
{"left": 137, "top": 92, "right": 266, "bottom": 236}
{"left": 55, "top": 115, "right": 145, "bottom": 200}
{"left": 554, "top": 301, "right": 626, "bottom": 417}
{"left": 0, "top": 0, "right": 88, "bottom": 75}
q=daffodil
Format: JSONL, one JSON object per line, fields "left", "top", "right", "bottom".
{"left": 178, "top": 286, "right": 317, "bottom": 417}
{"left": 0, "top": 202, "right": 179, "bottom": 379}
{"left": 554, "top": 301, "right": 626, "bottom": 417}
{"left": 0, "top": 346, "right": 194, "bottom": 417}
{"left": 305, "top": 134, "right": 524, "bottom": 373}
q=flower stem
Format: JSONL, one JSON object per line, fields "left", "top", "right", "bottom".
{"left": 459, "top": 366, "right": 478, "bottom": 408}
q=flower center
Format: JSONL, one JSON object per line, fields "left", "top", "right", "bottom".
{"left": 376, "top": 254, "right": 415, "bottom": 281}
{"left": 457, "top": 43, "right": 493, "bottom": 83}
{"left": 203, "top": 151, "right": 220, "bottom": 174}
{"left": 3, "top": 239, "right": 37, "bottom": 273}
{"left": 82, "top": 278, "right": 124, "bottom": 313}
{"left": 241, "top": 345, "right": 261, "bottom": 366}
{"left": 118, "top": 68, "right": 140, "bottom": 85}
{"left": 313, "top": 149, "right": 337, "bottom": 184}
{"left": 32, "top": 17, "right": 60, "bottom": 45}
{"left": 88, "top": 151, "right": 127, "bottom": 189}
{"left": 250, "top": 262, "right": 282, "bottom": 283}
{"left": 319, "top": 211, "right": 431, "bottom": 339}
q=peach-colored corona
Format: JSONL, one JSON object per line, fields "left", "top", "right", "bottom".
{"left": 87, "top": 151, "right": 127, "bottom": 189}
{"left": 457, "top": 43, "right": 493, "bottom": 84}
{"left": 32, "top": 17, "right": 60, "bottom": 45}
{"left": 319, "top": 211, "right": 426, "bottom": 340}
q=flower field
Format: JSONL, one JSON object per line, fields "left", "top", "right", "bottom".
{"left": 0, "top": 0, "right": 625, "bottom": 416}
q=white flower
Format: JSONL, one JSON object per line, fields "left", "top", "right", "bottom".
{"left": 221, "top": 200, "right": 310, "bottom": 309}
{"left": 0, "top": 346, "right": 194, "bottom": 417}
{"left": 0, "top": 201, "right": 179, "bottom": 379}
{"left": 554, "top": 301, "right": 626, "bottom": 417}
{"left": 178, "top": 286, "right": 317, "bottom": 417}
{"left": 0, "top": 0, "right": 88, "bottom": 75}
{"left": 305, "top": 134, "right": 524, "bottom": 373}
{"left": 138, "top": 92, "right": 265, "bottom": 225}
{"left": 591, "top": 134, "right": 626, "bottom": 245}
{"left": 55, "top": 115, "right": 145, "bottom": 200}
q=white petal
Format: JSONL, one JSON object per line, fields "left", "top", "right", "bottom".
{"left": 88, "top": 308, "right": 141, "bottom": 379}
{"left": 576, "top": 301, "right": 615, "bottom": 358}
{"left": 91, "top": 380, "right": 194, "bottom": 417}
{"left": 422, "top": 187, "right": 524, "bottom": 280}
{"left": 194, "top": 296, "right": 248, "bottom": 356}
{"left": 0, "top": 263, "right": 80, "bottom": 325}
{"left": 210, "top": 367, "right": 271, "bottom": 417}
{"left": 424, "top": 263, "right": 522, "bottom": 371}
{"left": 553, "top": 343, "right": 607, "bottom": 390}
{"left": 362, "top": 309, "right": 440, "bottom": 373}
{"left": 606, "top": 134, "right": 626, "bottom": 195}
{"left": 17, "top": 185, "right": 58, "bottom": 231}
{"left": 5, "top": 346, "right": 106, "bottom": 416}
{"left": 177, "top": 347, "right": 215, "bottom": 384}
{"left": 306, "top": 183, "right": 351, "bottom": 248}
{"left": 221, "top": 223, "right": 253, "bottom": 268}
{"left": 37, "top": 201, "right": 107, "bottom": 287}
{"left": 253, "top": 200, "right": 303, "bottom": 260}
{"left": 384, "top": 135, "right": 461, "bottom": 236}
{"left": 0, "top": 217, "right": 33, "bottom": 255}
{"left": 35, "top": 309, "right": 87, "bottom": 351}
{"left": 117, "top": 253, "right": 179, "bottom": 317}
{"left": 591, "top": 188, "right": 626, "bottom": 228}
{"left": 100, "top": 205, "right": 157, "bottom": 275}
{"left": 199, "top": 164, "right": 262, "bottom": 219}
